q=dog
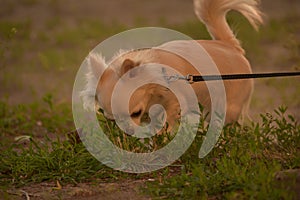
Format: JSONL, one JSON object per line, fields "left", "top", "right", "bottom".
{"left": 81, "top": 0, "right": 263, "bottom": 134}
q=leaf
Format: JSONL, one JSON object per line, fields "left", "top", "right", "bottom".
{"left": 52, "top": 180, "right": 62, "bottom": 190}
{"left": 14, "top": 135, "right": 32, "bottom": 143}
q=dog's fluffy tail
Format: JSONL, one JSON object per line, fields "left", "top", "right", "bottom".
{"left": 193, "top": 0, "right": 263, "bottom": 54}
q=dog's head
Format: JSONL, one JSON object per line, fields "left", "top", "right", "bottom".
{"left": 81, "top": 51, "right": 173, "bottom": 134}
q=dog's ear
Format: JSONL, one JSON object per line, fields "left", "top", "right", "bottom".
{"left": 120, "top": 59, "right": 140, "bottom": 78}
{"left": 87, "top": 53, "right": 107, "bottom": 78}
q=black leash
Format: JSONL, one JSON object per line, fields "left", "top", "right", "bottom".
{"left": 185, "top": 71, "right": 300, "bottom": 83}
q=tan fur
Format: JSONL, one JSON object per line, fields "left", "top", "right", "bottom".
{"left": 81, "top": 0, "right": 263, "bottom": 133}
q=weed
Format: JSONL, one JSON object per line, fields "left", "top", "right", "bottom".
{"left": 0, "top": 136, "right": 106, "bottom": 187}
{"left": 0, "top": 100, "right": 117, "bottom": 187}
{"left": 42, "top": 93, "right": 53, "bottom": 111}
{"left": 1, "top": 99, "right": 299, "bottom": 199}
{"left": 144, "top": 106, "right": 300, "bottom": 199}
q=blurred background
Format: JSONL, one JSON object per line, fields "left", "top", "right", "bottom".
{"left": 0, "top": 0, "right": 299, "bottom": 119}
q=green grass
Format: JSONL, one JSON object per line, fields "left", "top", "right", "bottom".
{"left": 144, "top": 106, "right": 300, "bottom": 199}
{"left": 0, "top": 98, "right": 125, "bottom": 187}
{"left": 0, "top": 99, "right": 299, "bottom": 199}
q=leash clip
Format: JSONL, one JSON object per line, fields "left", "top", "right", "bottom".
{"left": 169, "top": 75, "right": 186, "bottom": 82}
{"left": 186, "top": 74, "right": 194, "bottom": 84}
{"left": 162, "top": 68, "right": 186, "bottom": 84}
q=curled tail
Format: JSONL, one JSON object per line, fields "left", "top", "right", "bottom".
{"left": 193, "top": 0, "right": 263, "bottom": 54}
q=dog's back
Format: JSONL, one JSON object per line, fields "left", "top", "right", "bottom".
{"left": 192, "top": 0, "right": 263, "bottom": 123}
{"left": 82, "top": 0, "right": 264, "bottom": 130}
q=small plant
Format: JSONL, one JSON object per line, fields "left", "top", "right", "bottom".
{"left": 0, "top": 135, "right": 111, "bottom": 187}
{"left": 42, "top": 93, "right": 54, "bottom": 111}
{"left": 144, "top": 106, "right": 300, "bottom": 199}
{"left": 97, "top": 111, "right": 175, "bottom": 153}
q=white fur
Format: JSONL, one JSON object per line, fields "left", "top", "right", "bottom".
{"left": 81, "top": 49, "right": 156, "bottom": 111}
{"left": 80, "top": 53, "right": 107, "bottom": 111}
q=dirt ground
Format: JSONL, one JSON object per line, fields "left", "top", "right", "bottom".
{"left": 1, "top": 0, "right": 300, "bottom": 199}
{"left": 5, "top": 180, "right": 151, "bottom": 200}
